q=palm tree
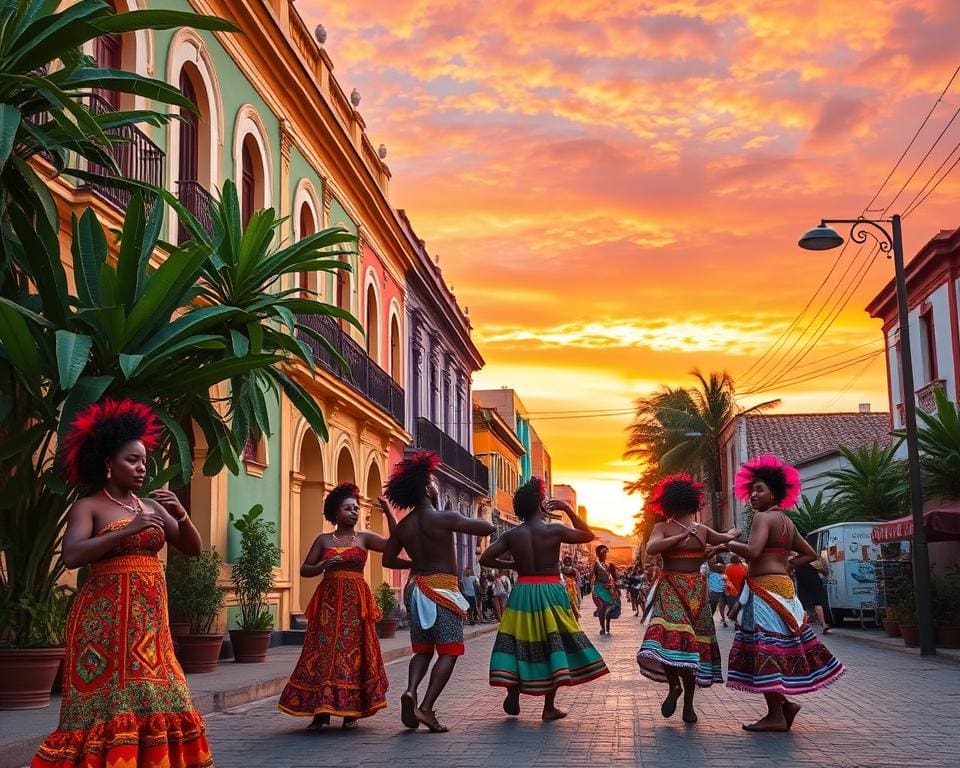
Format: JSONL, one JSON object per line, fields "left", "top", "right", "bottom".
{"left": 911, "top": 388, "right": 960, "bottom": 501}
{"left": 822, "top": 442, "right": 907, "bottom": 521}
{"left": 788, "top": 491, "right": 850, "bottom": 537}
{"left": 625, "top": 369, "right": 778, "bottom": 527}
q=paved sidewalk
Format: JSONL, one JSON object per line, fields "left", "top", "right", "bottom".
{"left": 0, "top": 622, "right": 497, "bottom": 768}
{"left": 826, "top": 625, "right": 960, "bottom": 665}
{"left": 201, "top": 611, "right": 960, "bottom": 768}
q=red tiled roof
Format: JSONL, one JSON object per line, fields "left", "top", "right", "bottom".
{"left": 744, "top": 412, "right": 892, "bottom": 466}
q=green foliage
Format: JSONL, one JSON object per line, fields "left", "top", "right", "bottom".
{"left": 167, "top": 550, "right": 226, "bottom": 635}
{"left": 909, "top": 388, "right": 960, "bottom": 501}
{"left": 0, "top": 584, "right": 75, "bottom": 648}
{"left": 624, "top": 369, "right": 778, "bottom": 525}
{"left": 932, "top": 567, "right": 960, "bottom": 625}
{"left": 374, "top": 582, "right": 399, "bottom": 618}
{"left": 788, "top": 491, "right": 850, "bottom": 536}
{"left": 230, "top": 504, "right": 281, "bottom": 631}
{"left": 823, "top": 442, "right": 907, "bottom": 521}
{"left": 890, "top": 574, "right": 917, "bottom": 624}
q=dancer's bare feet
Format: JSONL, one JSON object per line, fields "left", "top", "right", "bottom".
{"left": 743, "top": 714, "right": 788, "bottom": 732}
{"left": 681, "top": 705, "right": 698, "bottom": 724}
{"left": 400, "top": 691, "right": 419, "bottom": 729}
{"left": 307, "top": 714, "right": 329, "bottom": 730}
{"left": 503, "top": 687, "right": 520, "bottom": 716}
{"left": 542, "top": 707, "right": 568, "bottom": 721}
{"left": 415, "top": 707, "right": 449, "bottom": 733}
{"left": 783, "top": 702, "right": 801, "bottom": 730}
{"left": 661, "top": 685, "right": 682, "bottom": 718}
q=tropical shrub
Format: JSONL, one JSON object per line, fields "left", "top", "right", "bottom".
{"left": 789, "top": 491, "right": 850, "bottom": 536}
{"left": 167, "top": 549, "right": 227, "bottom": 636}
{"left": 230, "top": 505, "right": 281, "bottom": 631}
{"left": 375, "top": 582, "right": 398, "bottom": 618}
{"left": 911, "top": 388, "right": 960, "bottom": 501}
{"left": 823, "top": 442, "right": 907, "bottom": 521}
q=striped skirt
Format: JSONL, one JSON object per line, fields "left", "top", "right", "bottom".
{"left": 727, "top": 575, "right": 844, "bottom": 695}
{"left": 489, "top": 576, "right": 609, "bottom": 695}
{"left": 637, "top": 571, "right": 723, "bottom": 687}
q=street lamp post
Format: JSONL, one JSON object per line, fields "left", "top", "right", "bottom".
{"left": 798, "top": 214, "right": 936, "bottom": 655}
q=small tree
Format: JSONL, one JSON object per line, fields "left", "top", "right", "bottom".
{"left": 168, "top": 550, "right": 227, "bottom": 636}
{"left": 823, "top": 442, "right": 907, "bottom": 521}
{"left": 230, "top": 505, "right": 281, "bottom": 630}
{"left": 374, "top": 582, "right": 398, "bottom": 618}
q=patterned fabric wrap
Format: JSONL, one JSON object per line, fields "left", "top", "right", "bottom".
{"left": 563, "top": 575, "right": 581, "bottom": 619}
{"left": 490, "top": 576, "right": 609, "bottom": 695}
{"left": 637, "top": 571, "right": 723, "bottom": 687}
{"left": 278, "top": 547, "right": 388, "bottom": 719}
{"left": 405, "top": 574, "right": 466, "bottom": 656}
{"left": 727, "top": 575, "right": 844, "bottom": 695}
{"left": 592, "top": 582, "right": 622, "bottom": 620}
{"left": 33, "top": 520, "right": 213, "bottom": 768}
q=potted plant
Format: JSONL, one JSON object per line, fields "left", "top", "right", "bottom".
{"left": 165, "top": 559, "right": 191, "bottom": 644}
{"left": 934, "top": 567, "right": 960, "bottom": 648}
{"left": 891, "top": 576, "right": 919, "bottom": 647}
{"left": 168, "top": 550, "right": 226, "bottom": 673}
{"left": 374, "top": 583, "right": 400, "bottom": 639}
{"left": 228, "top": 505, "right": 281, "bottom": 663}
{"left": 0, "top": 586, "right": 73, "bottom": 709}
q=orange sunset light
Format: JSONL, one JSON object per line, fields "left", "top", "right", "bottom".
{"left": 301, "top": 1, "right": 960, "bottom": 534}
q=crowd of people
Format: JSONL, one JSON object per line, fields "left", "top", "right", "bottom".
{"left": 32, "top": 398, "right": 845, "bottom": 767}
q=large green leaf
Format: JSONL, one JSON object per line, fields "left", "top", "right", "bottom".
{"left": 115, "top": 192, "right": 146, "bottom": 310}
{"left": 0, "top": 103, "right": 20, "bottom": 170}
{"left": 151, "top": 354, "right": 283, "bottom": 396}
{"left": 0, "top": 298, "right": 40, "bottom": 392}
{"left": 152, "top": 409, "right": 193, "bottom": 487}
{"left": 273, "top": 370, "right": 329, "bottom": 442}
{"left": 54, "top": 330, "right": 92, "bottom": 390}
{"left": 71, "top": 209, "right": 108, "bottom": 308}
{"left": 56, "top": 375, "right": 114, "bottom": 445}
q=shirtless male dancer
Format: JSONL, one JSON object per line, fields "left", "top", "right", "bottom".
{"left": 382, "top": 451, "right": 495, "bottom": 733}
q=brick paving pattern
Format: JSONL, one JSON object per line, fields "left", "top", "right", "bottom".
{"left": 204, "top": 612, "right": 960, "bottom": 768}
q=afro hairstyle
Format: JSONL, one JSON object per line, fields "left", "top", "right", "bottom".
{"left": 323, "top": 482, "right": 360, "bottom": 523}
{"left": 60, "top": 399, "right": 162, "bottom": 487}
{"left": 747, "top": 466, "right": 789, "bottom": 504}
{"left": 513, "top": 477, "right": 546, "bottom": 521}
{"left": 383, "top": 451, "right": 441, "bottom": 510}
{"left": 649, "top": 474, "right": 704, "bottom": 518}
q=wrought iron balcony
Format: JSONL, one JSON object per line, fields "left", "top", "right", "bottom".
{"left": 79, "top": 93, "right": 164, "bottom": 211}
{"left": 176, "top": 180, "right": 216, "bottom": 242}
{"left": 415, "top": 417, "right": 489, "bottom": 489}
{"left": 295, "top": 314, "right": 404, "bottom": 426}
{"left": 917, "top": 379, "right": 946, "bottom": 413}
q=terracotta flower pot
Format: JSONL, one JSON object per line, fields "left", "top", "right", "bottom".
{"left": 882, "top": 618, "right": 901, "bottom": 638}
{"left": 169, "top": 621, "right": 190, "bottom": 638}
{"left": 899, "top": 623, "right": 920, "bottom": 648}
{"left": 176, "top": 634, "right": 224, "bottom": 674}
{"left": 936, "top": 625, "right": 960, "bottom": 648}
{"left": 228, "top": 629, "right": 272, "bottom": 663}
{"left": 0, "top": 647, "right": 66, "bottom": 710}
{"left": 376, "top": 618, "right": 399, "bottom": 639}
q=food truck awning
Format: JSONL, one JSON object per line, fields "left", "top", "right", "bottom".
{"left": 871, "top": 501, "right": 960, "bottom": 544}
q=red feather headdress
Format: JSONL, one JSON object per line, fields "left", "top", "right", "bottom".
{"left": 734, "top": 454, "right": 801, "bottom": 509}
{"left": 60, "top": 398, "right": 162, "bottom": 484}
{"left": 647, "top": 473, "right": 704, "bottom": 517}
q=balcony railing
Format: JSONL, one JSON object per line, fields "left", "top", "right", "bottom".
{"left": 296, "top": 314, "right": 404, "bottom": 425}
{"left": 917, "top": 379, "right": 946, "bottom": 413}
{"left": 415, "top": 417, "right": 489, "bottom": 489}
{"left": 176, "top": 180, "right": 216, "bottom": 242}
{"left": 79, "top": 93, "right": 164, "bottom": 211}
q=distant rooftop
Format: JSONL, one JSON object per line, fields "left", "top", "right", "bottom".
{"left": 744, "top": 412, "right": 892, "bottom": 466}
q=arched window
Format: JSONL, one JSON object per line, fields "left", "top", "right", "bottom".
{"left": 94, "top": 33, "right": 123, "bottom": 109}
{"left": 389, "top": 315, "right": 401, "bottom": 382}
{"left": 298, "top": 203, "right": 315, "bottom": 296}
{"left": 365, "top": 283, "right": 379, "bottom": 361}
{"left": 336, "top": 259, "right": 350, "bottom": 315}
{"left": 178, "top": 70, "right": 199, "bottom": 185}
{"left": 241, "top": 139, "right": 256, "bottom": 226}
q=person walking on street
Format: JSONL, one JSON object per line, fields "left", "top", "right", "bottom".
{"left": 461, "top": 568, "right": 480, "bottom": 625}
{"left": 561, "top": 555, "right": 582, "bottom": 619}
{"left": 795, "top": 558, "right": 832, "bottom": 633}
{"left": 592, "top": 545, "right": 621, "bottom": 635}
{"left": 724, "top": 554, "right": 747, "bottom": 617}
{"left": 492, "top": 569, "right": 511, "bottom": 620}
{"left": 482, "top": 479, "right": 608, "bottom": 721}
{"left": 382, "top": 451, "right": 495, "bottom": 733}
{"left": 707, "top": 556, "right": 728, "bottom": 628}
{"left": 726, "top": 455, "right": 844, "bottom": 732}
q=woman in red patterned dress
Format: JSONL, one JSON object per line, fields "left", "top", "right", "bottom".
{"left": 279, "top": 484, "right": 407, "bottom": 730}
{"left": 33, "top": 399, "right": 212, "bottom": 768}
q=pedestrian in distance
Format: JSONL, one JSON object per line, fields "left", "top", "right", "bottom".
{"left": 724, "top": 554, "right": 747, "bottom": 617}
{"left": 726, "top": 455, "right": 844, "bottom": 732}
{"left": 492, "top": 568, "right": 510, "bottom": 620}
{"left": 707, "top": 555, "right": 729, "bottom": 627}
{"left": 795, "top": 557, "right": 832, "bottom": 633}
{"left": 481, "top": 479, "right": 608, "bottom": 721}
{"left": 33, "top": 399, "right": 213, "bottom": 768}
{"left": 636, "top": 474, "right": 741, "bottom": 725}
{"left": 461, "top": 568, "right": 480, "bottom": 625}
{"left": 591, "top": 545, "right": 621, "bottom": 635}
{"left": 560, "top": 555, "right": 582, "bottom": 619}
{"left": 381, "top": 451, "right": 495, "bottom": 733}
{"left": 278, "top": 484, "right": 404, "bottom": 730}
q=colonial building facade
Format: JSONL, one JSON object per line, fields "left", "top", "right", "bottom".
{"left": 46, "top": 0, "right": 478, "bottom": 630}
{"left": 473, "top": 401, "right": 525, "bottom": 538}
{"left": 398, "top": 211, "right": 489, "bottom": 578}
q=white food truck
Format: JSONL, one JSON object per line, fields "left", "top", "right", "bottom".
{"left": 806, "top": 522, "right": 905, "bottom": 626}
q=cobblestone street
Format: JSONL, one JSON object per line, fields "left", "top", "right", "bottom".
{"left": 204, "top": 612, "right": 960, "bottom": 768}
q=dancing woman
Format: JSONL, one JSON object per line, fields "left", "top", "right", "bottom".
{"left": 279, "top": 484, "right": 406, "bottom": 730}
{"left": 33, "top": 399, "right": 212, "bottom": 768}
{"left": 636, "top": 475, "right": 740, "bottom": 724}
{"left": 560, "top": 555, "right": 582, "bottom": 619}
{"left": 591, "top": 545, "right": 621, "bottom": 635}
{"left": 726, "top": 455, "right": 844, "bottom": 732}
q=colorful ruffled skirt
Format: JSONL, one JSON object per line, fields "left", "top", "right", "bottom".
{"left": 727, "top": 575, "right": 844, "bottom": 695}
{"left": 637, "top": 571, "right": 723, "bottom": 687}
{"left": 563, "top": 575, "right": 581, "bottom": 619}
{"left": 592, "top": 582, "right": 622, "bottom": 620}
{"left": 32, "top": 554, "right": 212, "bottom": 768}
{"left": 278, "top": 570, "right": 388, "bottom": 718}
{"left": 490, "top": 576, "right": 609, "bottom": 695}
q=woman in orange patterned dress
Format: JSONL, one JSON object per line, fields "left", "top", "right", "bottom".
{"left": 279, "top": 484, "right": 408, "bottom": 730}
{"left": 33, "top": 399, "right": 212, "bottom": 768}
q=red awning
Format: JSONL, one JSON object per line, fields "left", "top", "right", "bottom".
{"left": 871, "top": 501, "right": 960, "bottom": 543}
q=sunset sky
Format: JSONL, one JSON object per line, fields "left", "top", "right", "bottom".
{"left": 301, "top": 1, "right": 960, "bottom": 534}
